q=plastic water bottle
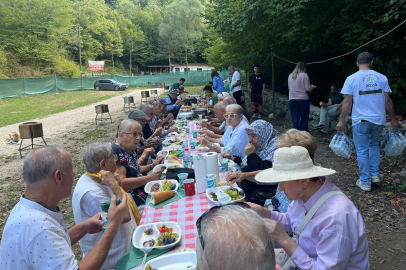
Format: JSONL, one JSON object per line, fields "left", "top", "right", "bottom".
{"left": 382, "top": 130, "right": 406, "bottom": 156}
{"left": 183, "top": 151, "right": 191, "bottom": 168}
{"left": 329, "top": 132, "right": 354, "bottom": 158}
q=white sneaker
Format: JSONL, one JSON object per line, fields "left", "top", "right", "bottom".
{"left": 257, "top": 114, "right": 262, "bottom": 119}
{"left": 356, "top": 179, "right": 371, "bottom": 191}
{"left": 371, "top": 175, "right": 380, "bottom": 183}
{"left": 252, "top": 113, "right": 257, "bottom": 119}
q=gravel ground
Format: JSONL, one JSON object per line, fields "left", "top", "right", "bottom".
{"left": 0, "top": 87, "right": 165, "bottom": 181}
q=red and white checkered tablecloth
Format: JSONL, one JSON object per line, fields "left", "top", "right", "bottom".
{"left": 131, "top": 120, "right": 220, "bottom": 269}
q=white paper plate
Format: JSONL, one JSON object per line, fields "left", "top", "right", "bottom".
{"left": 162, "top": 139, "right": 183, "bottom": 146}
{"left": 206, "top": 186, "right": 245, "bottom": 206}
{"left": 198, "top": 145, "right": 209, "bottom": 152}
{"left": 152, "top": 164, "right": 168, "bottom": 173}
{"left": 144, "top": 179, "right": 178, "bottom": 194}
{"left": 132, "top": 222, "right": 182, "bottom": 251}
{"left": 144, "top": 251, "right": 197, "bottom": 270}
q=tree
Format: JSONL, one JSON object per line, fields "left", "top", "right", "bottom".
{"left": 159, "top": 0, "right": 205, "bottom": 69}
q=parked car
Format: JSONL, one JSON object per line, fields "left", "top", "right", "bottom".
{"left": 94, "top": 79, "right": 128, "bottom": 91}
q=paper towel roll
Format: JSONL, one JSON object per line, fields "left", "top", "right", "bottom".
{"left": 194, "top": 157, "right": 208, "bottom": 193}
{"left": 204, "top": 152, "right": 220, "bottom": 184}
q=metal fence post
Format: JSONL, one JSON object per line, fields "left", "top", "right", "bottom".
{"left": 55, "top": 74, "right": 58, "bottom": 94}
{"left": 23, "top": 70, "right": 26, "bottom": 96}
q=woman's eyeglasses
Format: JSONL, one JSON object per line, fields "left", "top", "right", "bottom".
{"left": 223, "top": 113, "right": 240, "bottom": 119}
{"left": 121, "top": 132, "right": 143, "bottom": 138}
{"left": 196, "top": 202, "right": 251, "bottom": 250}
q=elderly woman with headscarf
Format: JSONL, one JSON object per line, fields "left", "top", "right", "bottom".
{"left": 72, "top": 142, "right": 138, "bottom": 269}
{"left": 248, "top": 146, "right": 369, "bottom": 270}
{"left": 224, "top": 120, "right": 279, "bottom": 202}
{"left": 200, "top": 104, "right": 249, "bottom": 159}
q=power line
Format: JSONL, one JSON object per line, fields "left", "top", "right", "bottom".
{"left": 267, "top": 18, "right": 406, "bottom": 65}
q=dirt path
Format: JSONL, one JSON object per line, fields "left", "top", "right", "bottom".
{"left": 0, "top": 87, "right": 165, "bottom": 180}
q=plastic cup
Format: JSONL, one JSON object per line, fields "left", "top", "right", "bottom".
{"left": 199, "top": 114, "right": 203, "bottom": 119}
{"left": 192, "top": 130, "right": 198, "bottom": 138}
{"left": 185, "top": 126, "right": 190, "bottom": 134}
{"left": 184, "top": 179, "right": 196, "bottom": 196}
{"left": 206, "top": 174, "right": 216, "bottom": 188}
{"left": 221, "top": 158, "right": 229, "bottom": 172}
{"left": 177, "top": 173, "right": 188, "bottom": 188}
{"left": 190, "top": 140, "right": 196, "bottom": 149}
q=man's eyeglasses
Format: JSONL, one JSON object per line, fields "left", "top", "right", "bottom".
{"left": 196, "top": 202, "right": 251, "bottom": 250}
{"left": 223, "top": 113, "right": 239, "bottom": 119}
{"left": 121, "top": 132, "right": 143, "bottom": 138}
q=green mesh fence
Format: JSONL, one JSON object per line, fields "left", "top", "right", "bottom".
{"left": 0, "top": 70, "right": 229, "bottom": 99}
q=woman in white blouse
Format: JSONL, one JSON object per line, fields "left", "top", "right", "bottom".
{"left": 200, "top": 104, "right": 249, "bottom": 159}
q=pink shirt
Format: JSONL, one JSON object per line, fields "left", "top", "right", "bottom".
{"left": 271, "top": 180, "right": 369, "bottom": 270}
{"left": 288, "top": 72, "right": 313, "bottom": 100}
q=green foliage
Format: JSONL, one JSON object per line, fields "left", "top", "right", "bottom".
{"left": 0, "top": 0, "right": 212, "bottom": 78}
{"left": 205, "top": 0, "right": 406, "bottom": 114}
{"left": 159, "top": 0, "right": 205, "bottom": 66}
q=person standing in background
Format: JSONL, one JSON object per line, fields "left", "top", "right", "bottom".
{"left": 228, "top": 65, "right": 245, "bottom": 107}
{"left": 336, "top": 52, "right": 399, "bottom": 192}
{"left": 248, "top": 64, "right": 267, "bottom": 119}
{"left": 288, "top": 62, "right": 316, "bottom": 131}
{"left": 211, "top": 70, "right": 225, "bottom": 93}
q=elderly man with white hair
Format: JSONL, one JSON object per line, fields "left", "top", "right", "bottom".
{"left": 0, "top": 146, "right": 128, "bottom": 270}
{"left": 195, "top": 203, "right": 277, "bottom": 270}
{"left": 200, "top": 104, "right": 250, "bottom": 159}
{"left": 223, "top": 95, "right": 250, "bottom": 121}
{"left": 73, "top": 142, "right": 139, "bottom": 269}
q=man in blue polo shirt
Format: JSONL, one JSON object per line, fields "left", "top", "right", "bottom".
{"left": 336, "top": 52, "right": 399, "bottom": 192}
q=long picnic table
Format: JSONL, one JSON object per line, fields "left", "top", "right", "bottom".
{"left": 131, "top": 119, "right": 224, "bottom": 269}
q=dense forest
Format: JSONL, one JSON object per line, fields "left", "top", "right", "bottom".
{"left": 0, "top": 0, "right": 406, "bottom": 112}
{"left": 0, "top": 0, "right": 208, "bottom": 78}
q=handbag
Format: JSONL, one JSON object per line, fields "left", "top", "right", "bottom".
{"left": 250, "top": 187, "right": 277, "bottom": 206}
{"left": 275, "top": 191, "right": 344, "bottom": 270}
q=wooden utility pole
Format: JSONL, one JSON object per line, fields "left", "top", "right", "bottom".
{"left": 78, "top": 25, "right": 82, "bottom": 72}
{"left": 271, "top": 48, "right": 275, "bottom": 116}
{"left": 112, "top": 53, "right": 114, "bottom": 74}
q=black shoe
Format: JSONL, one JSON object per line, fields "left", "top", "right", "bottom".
{"left": 314, "top": 124, "right": 325, "bottom": 130}
{"left": 318, "top": 129, "right": 329, "bottom": 135}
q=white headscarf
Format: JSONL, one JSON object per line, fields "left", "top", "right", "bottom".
{"left": 240, "top": 120, "right": 278, "bottom": 168}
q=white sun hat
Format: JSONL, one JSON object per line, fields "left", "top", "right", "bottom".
{"left": 255, "top": 146, "right": 336, "bottom": 183}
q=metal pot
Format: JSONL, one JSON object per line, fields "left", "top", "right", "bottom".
{"left": 192, "top": 107, "right": 208, "bottom": 118}
{"left": 19, "top": 122, "right": 44, "bottom": 139}
{"left": 95, "top": 104, "right": 109, "bottom": 114}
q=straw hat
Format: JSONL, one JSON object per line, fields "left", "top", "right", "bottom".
{"left": 255, "top": 146, "right": 336, "bottom": 183}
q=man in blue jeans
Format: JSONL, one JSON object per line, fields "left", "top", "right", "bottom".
{"left": 336, "top": 52, "right": 400, "bottom": 191}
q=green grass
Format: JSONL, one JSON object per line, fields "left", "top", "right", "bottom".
{"left": 0, "top": 86, "right": 153, "bottom": 127}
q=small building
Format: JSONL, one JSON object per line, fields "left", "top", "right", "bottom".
{"left": 143, "top": 64, "right": 174, "bottom": 75}
{"left": 173, "top": 63, "right": 214, "bottom": 72}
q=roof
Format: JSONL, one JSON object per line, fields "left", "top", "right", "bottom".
{"left": 173, "top": 63, "right": 212, "bottom": 67}
{"left": 145, "top": 64, "right": 174, "bottom": 68}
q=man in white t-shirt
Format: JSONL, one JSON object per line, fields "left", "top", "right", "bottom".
{"left": 228, "top": 65, "right": 245, "bottom": 107}
{"left": 336, "top": 52, "right": 399, "bottom": 191}
{"left": 0, "top": 146, "right": 129, "bottom": 270}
